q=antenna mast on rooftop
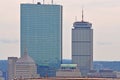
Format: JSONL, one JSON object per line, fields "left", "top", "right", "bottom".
{"left": 43, "top": 0, "right": 45, "bottom": 4}
{"left": 75, "top": 16, "right": 77, "bottom": 21}
{"left": 82, "top": 8, "right": 84, "bottom": 22}
{"left": 51, "top": 0, "right": 53, "bottom": 4}
{"left": 32, "top": 0, "right": 34, "bottom": 4}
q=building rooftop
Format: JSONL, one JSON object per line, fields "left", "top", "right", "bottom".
{"left": 16, "top": 49, "right": 35, "bottom": 64}
{"left": 73, "top": 21, "right": 92, "bottom": 29}
{"left": 61, "top": 64, "right": 77, "bottom": 68}
{"left": 14, "top": 77, "right": 114, "bottom": 80}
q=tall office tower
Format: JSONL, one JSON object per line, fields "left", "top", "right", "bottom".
{"left": 8, "top": 57, "right": 18, "bottom": 80}
{"left": 20, "top": 3, "right": 62, "bottom": 76}
{"left": 72, "top": 10, "right": 93, "bottom": 76}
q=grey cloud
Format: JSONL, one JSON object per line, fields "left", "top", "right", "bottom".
{"left": 97, "top": 42, "right": 113, "bottom": 45}
{"left": 0, "top": 39, "right": 19, "bottom": 44}
{"left": 87, "top": 0, "right": 120, "bottom": 8}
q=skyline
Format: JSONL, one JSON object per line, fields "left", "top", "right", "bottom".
{"left": 0, "top": 0, "right": 120, "bottom": 61}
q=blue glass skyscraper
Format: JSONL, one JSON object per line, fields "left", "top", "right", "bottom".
{"left": 20, "top": 3, "right": 62, "bottom": 76}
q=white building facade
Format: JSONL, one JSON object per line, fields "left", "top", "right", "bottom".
{"left": 72, "top": 21, "right": 93, "bottom": 76}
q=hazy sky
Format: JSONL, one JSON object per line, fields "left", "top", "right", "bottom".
{"left": 0, "top": 0, "right": 120, "bottom": 61}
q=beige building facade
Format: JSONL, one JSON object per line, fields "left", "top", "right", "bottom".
{"left": 8, "top": 49, "right": 39, "bottom": 80}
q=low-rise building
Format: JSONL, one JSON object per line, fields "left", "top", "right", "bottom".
{"left": 115, "top": 72, "right": 120, "bottom": 78}
{"left": 56, "top": 64, "right": 81, "bottom": 77}
{"left": 99, "top": 69, "right": 116, "bottom": 78}
{"left": 0, "top": 71, "right": 4, "bottom": 80}
{"left": 15, "top": 49, "right": 39, "bottom": 79}
{"left": 8, "top": 48, "right": 39, "bottom": 80}
{"left": 87, "top": 69, "right": 120, "bottom": 78}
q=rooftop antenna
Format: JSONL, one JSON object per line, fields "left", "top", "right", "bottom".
{"left": 32, "top": 0, "right": 34, "bottom": 4}
{"left": 43, "top": 0, "right": 45, "bottom": 4}
{"left": 75, "top": 16, "right": 77, "bottom": 21}
{"left": 51, "top": 0, "right": 53, "bottom": 4}
{"left": 82, "top": 8, "right": 84, "bottom": 22}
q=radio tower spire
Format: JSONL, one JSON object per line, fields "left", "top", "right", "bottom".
{"left": 82, "top": 8, "right": 84, "bottom": 22}
{"left": 32, "top": 0, "right": 34, "bottom": 4}
{"left": 51, "top": 0, "right": 53, "bottom": 4}
{"left": 43, "top": 0, "right": 45, "bottom": 4}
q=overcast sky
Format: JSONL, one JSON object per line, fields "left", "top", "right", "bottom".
{"left": 0, "top": 0, "right": 120, "bottom": 61}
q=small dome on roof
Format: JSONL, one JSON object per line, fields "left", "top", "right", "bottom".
{"left": 16, "top": 48, "right": 35, "bottom": 64}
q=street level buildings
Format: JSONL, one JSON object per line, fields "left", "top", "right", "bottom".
{"left": 72, "top": 12, "right": 93, "bottom": 76}
{"left": 56, "top": 64, "right": 81, "bottom": 77}
{"left": 13, "top": 77, "right": 118, "bottom": 80}
{"left": 20, "top": 3, "right": 62, "bottom": 76}
{"left": 0, "top": 71, "right": 5, "bottom": 80}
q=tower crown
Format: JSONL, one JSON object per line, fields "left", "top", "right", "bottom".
{"left": 73, "top": 21, "right": 92, "bottom": 29}
{"left": 73, "top": 9, "right": 92, "bottom": 29}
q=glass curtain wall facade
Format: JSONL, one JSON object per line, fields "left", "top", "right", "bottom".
{"left": 20, "top": 3, "right": 62, "bottom": 76}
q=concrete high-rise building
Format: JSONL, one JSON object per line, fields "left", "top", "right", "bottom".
{"left": 72, "top": 10, "right": 93, "bottom": 76}
{"left": 20, "top": 3, "right": 62, "bottom": 76}
{"left": 8, "top": 57, "right": 18, "bottom": 80}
